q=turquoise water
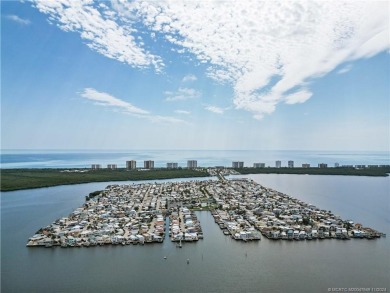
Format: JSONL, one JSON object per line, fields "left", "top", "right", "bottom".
{"left": 1, "top": 174, "right": 389, "bottom": 292}
{"left": 1, "top": 149, "right": 389, "bottom": 168}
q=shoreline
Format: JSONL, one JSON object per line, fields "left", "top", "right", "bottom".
{"left": 1, "top": 166, "right": 389, "bottom": 192}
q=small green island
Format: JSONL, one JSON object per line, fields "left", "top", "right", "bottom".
{"left": 1, "top": 166, "right": 389, "bottom": 192}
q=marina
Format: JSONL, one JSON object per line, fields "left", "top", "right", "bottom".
{"left": 26, "top": 176, "right": 384, "bottom": 248}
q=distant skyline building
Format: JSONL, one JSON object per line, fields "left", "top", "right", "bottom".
{"left": 275, "top": 160, "right": 282, "bottom": 168}
{"left": 232, "top": 161, "right": 244, "bottom": 168}
{"left": 187, "top": 160, "right": 197, "bottom": 168}
{"left": 253, "top": 163, "right": 265, "bottom": 168}
{"left": 288, "top": 160, "right": 294, "bottom": 168}
{"left": 144, "top": 160, "right": 154, "bottom": 169}
{"left": 126, "top": 160, "right": 137, "bottom": 170}
{"left": 302, "top": 163, "right": 310, "bottom": 168}
{"left": 318, "top": 163, "right": 328, "bottom": 168}
{"left": 167, "top": 162, "right": 178, "bottom": 169}
{"left": 335, "top": 163, "right": 340, "bottom": 168}
{"left": 107, "top": 164, "right": 117, "bottom": 170}
{"left": 91, "top": 164, "right": 101, "bottom": 170}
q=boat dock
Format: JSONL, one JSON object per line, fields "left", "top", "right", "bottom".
{"left": 169, "top": 207, "right": 203, "bottom": 242}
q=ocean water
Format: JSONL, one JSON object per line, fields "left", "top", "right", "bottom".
{"left": 1, "top": 174, "right": 389, "bottom": 292}
{"left": 1, "top": 149, "right": 389, "bottom": 168}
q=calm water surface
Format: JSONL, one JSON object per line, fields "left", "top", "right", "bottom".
{"left": 1, "top": 175, "right": 389, "bottom": 292}
{"left": 2, "top": 149, "right": 389, "bottom": 168}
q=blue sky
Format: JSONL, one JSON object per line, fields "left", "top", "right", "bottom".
{"left": 1, "top": 1, "right": 389, "bottom": 151}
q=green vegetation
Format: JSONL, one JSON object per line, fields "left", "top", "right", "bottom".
{"left": 0, "top": 168, "right": 210, "bottom": 191}
{"left": 86, "top": 190, "right": 103, "bottom": 201}
{"left": 234, "top": 167, "right": 390, "bottom": 177}
{"left": 2, "top": 166, "right": 388, "bottom": 192}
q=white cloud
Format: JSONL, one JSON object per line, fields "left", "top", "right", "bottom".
{"left": 80, "top": 88, "right": 149, "bottom": 115}
{"left": 205, "top": 106, "right": 225, "bottom": 114}
{"left": 130, "top": 1, "right": 389, "bottom": 118}
{"left": 32, "top": 0, "right": 163, "bottom": 72}
{"left": 6, "top": 15, "right": 31, "bottom": 25}
{"left": 175, "top": 110, "right": 191, "bottom": 115}
{"left": 148, "top": 115, "right": 186, "bottom": 124}
{"left": 337, "top": 64, "right": 353, "bottom": 75}
{"left": 80, "top": 88, "right": 185, "bottom": 124}
{"left": 182, "top": 74, "right": 197, "bottom": 82}
{"left": 165, "top": 87, "right": 201, "bottom": 101}
{"left": 34, "top": 1, "right": 390, "bottom": 118}
{"left": 285, "top": 90, "right": 313, "bottom": 105}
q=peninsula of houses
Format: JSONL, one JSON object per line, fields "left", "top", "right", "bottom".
{"left": 27, "top": 175, "right": 385, "bottom": 248}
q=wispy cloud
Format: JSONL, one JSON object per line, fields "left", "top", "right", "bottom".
{"left": 80, "top": 88, "right": 185, "bottom": 124}
{"left": 175, "top": 110, "right": 191, "bottom": 115}
{"left": 182, "top": 74, "right": 197, "bottom": 82}
{"left": 130, "top": 1, "right": 389, "bottom": 118}
{"left": 32, "top": 0, "right": 163, "bottom": 72}
{"left": 165, "top": 87, "right": 201, "bottom": 101}
{"left": 148, "top": 115, "right": 186, "bottom": 124}
{"left": 205, "top": 106, "right": 225, "bottom": 114}
{"left": 337, "top": 64, "right": 353, "bottom": 75}
{"left": 80, "top": 88, "right": 148, "bottom": 115}
{"left": 34, "top": 1, "right": 390, "bottom": 119}
{"left": 284, "top": 90, "right": 313, "bottom": 105}
{"left": 6, "top": 15, "right": 31, "bottom": 25}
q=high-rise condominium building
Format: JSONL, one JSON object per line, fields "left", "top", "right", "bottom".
{"left": 167, "top": 162, "right": 178, "bottom": 169}
{"left": 144, "top": 160, "right": 154, "bottom": 169}
{"left": 187, "top": 160, "right": 197, "bottom": 168}
{"left": 253, "top": 163, "right": 265, "bottom": 168}
{"left": 126, "top": 160, "right": 137, "bottom": 170}
{"left": 232, "top": 161, "right": 244, "bottom": 168}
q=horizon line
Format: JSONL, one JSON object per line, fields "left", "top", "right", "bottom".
{"left": 1, "top": 148, "right": 389, "bottom": 153}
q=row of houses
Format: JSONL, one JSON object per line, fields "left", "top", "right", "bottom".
{"left": 26, "top": 180, "right": 210, "bottom": 248}
{"left": 169, "top": 207, "right": 203, "bottom": 242}
{"left": 207, "top": 178, "right": 384, "bottom": 241}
